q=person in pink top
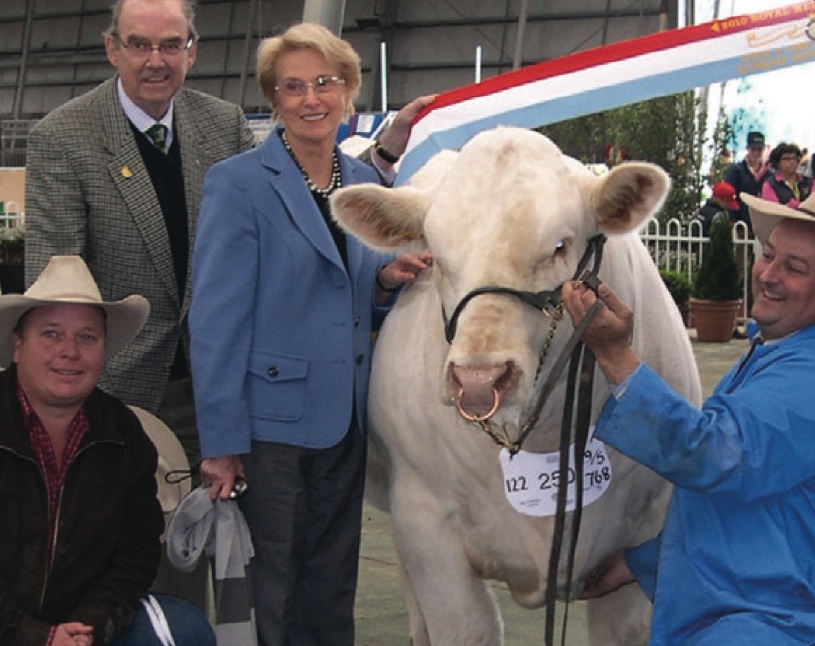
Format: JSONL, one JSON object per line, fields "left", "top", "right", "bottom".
{"left": 761, "top": 142, "right": 813, "bottom": 207}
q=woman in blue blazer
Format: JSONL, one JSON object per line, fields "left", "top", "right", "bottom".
{"left": 189, "top": 23, "right": 430, "bottom": 646}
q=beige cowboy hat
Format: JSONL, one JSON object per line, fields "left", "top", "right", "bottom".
{"left": 741, "top": 192, "right": 815, "bottom": 245}
{"left": 0, "top": 255, "right": 149, "bottom": 367}
{"left": 129, "top": 406, "right": 191, "bottom": 522}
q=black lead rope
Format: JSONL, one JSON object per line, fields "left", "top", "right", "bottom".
{"left": 560, "top": 348, "right": 596, "bottom": 646}
{"left": 544, "top": 341, "right": 584, "bottom": 646}
{"left": 543, "top": 339, "right": 598, "bottom": 646}
{"left": 542, "top": 240, "right": 605, "bottom": 646}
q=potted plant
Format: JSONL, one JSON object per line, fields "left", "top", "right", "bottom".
{"left": 660, "top": 269, "right": 692, "bottom": 327}
{"left": 690, "top": 218, "right": 742, "bottom": 342}
{"left": 0, "top": 225, "right": 25, "bottom": 294}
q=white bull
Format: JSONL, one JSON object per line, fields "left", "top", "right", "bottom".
{"left": 331, "top": 127, "right": 701, "bottom": 645}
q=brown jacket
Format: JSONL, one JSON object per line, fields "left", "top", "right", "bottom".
{"left": 0, "top": 365, "right": 163, "bottom": 645}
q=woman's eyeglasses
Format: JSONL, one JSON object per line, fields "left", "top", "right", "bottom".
{"left": 275, "top": 75, "right": 346, "bottom": 97}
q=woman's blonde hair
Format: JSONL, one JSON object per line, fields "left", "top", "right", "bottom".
{"left": 257, "top": 22, "right": 361, "bottom": 121}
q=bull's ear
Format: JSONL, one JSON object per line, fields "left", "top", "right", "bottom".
{"left": 330, "top": 184, "right": 430, "bottom": 252}
{"left": 593, "top": 162, "right": 670, "bottom": 233}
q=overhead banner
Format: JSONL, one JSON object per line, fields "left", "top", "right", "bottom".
{"left": 397, "top": 3, "right": 815, "bottom": 184}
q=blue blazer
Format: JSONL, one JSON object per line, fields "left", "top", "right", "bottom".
{"left": 190, "top": 130, "right": 391, "bottom": 456}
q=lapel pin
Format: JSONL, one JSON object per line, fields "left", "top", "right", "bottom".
{"left": 121, "top": 166, "right": 133, "bottom": 178}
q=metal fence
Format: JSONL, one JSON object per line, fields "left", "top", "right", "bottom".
{"left": 640, "top": 217, "right": 756, "bottom": 322}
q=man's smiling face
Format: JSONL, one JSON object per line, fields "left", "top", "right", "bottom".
{"left": 752, "top": 218, "right": 815, "bottom": 340}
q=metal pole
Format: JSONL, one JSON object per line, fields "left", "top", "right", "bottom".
{"left": 512, "top": 0, "right": 529, "bottom": 70}
{"left": 302, "top": 0, "right": 346, "bottom": 35}
{"left": 475, "top": 45, "right": 482, "bottom": 83}
{"left": 13, "top": 0, "right": 36, "bottom": 119}
{"left": 237, "top": 0, "right": 258, "bottom": 110}
{"left": 380, "top": 42, "right": 389, "bottom": 112}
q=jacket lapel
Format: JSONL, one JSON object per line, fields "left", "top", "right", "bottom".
{"left": 263, "top": 133, "right": 346, "bottom": 272}
{"left": 102, "top": 78, "right": 180, "bottom": 308}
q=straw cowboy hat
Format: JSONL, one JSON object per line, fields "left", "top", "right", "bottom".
{"left": 0, "top": 255, "right": 149, "bottom": 367}
{"left": 741, "top": 192, "right": 815, "bottom": 245}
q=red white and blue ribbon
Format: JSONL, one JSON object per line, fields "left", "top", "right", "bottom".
{"left": 397, "top": 3, "right": 815, "bottom": 184}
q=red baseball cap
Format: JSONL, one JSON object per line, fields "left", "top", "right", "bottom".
{"left": 712, "top": 181, "right": 739, "bottom": 210}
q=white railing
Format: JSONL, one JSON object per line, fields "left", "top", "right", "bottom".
{"left": 640, "top": 218, "right": 755, "bottom": 322}
{"left": 1, "top": 201, "right": 23, "bottom": 229}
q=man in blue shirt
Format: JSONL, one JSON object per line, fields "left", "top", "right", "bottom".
{"left": 561, "top": 191, "right": 815, "bottom": 645}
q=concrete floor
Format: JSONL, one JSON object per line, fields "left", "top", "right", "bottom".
{"left": 354, "top": 332, "right": 751, "bottom": 645}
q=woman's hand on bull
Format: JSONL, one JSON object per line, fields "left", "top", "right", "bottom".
{"left": 376, "top": 252, "right": 433, "bottom": 292}
{"left": 200, "top": 455, "right": 246, "bottom": 501}
{"left": 375, "top": 95, "right": 437, "bottom": 165}
{"left": 561, "top": 280, "right": 641, "bottom": 386}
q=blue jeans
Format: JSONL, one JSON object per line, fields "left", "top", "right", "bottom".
{"left": 109, "top": 594, "right": 215, "bottom": 646}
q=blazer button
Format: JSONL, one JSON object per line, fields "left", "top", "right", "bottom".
{"left": 268, "top": 366, "right": 279, "bottom": 377}
{"left": 355, "top": 354, "right": 364, "bottom": 365}
{"left": 164, "top": 363, "right": 172, "bottom": 374}
{"left": 354, "top": 316, "right": 361, "bottom": 327}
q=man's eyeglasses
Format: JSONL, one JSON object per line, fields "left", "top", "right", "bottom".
{"left": 275, "top": 75, "right": 346, "bottom": 98}
{"left": 114, "top": 34, "right": 194, "bottom": 59}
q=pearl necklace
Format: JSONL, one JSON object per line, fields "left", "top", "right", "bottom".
{"left": 281, "top": 130, "right": 342, "bottom": 198}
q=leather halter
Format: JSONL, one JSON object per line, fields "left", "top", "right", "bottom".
{"left": 442, "top": 234, "right": 606, "bottom": 344}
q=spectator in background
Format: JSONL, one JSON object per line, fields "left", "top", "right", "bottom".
{"left": 761, "top": 142, "right": 812, "bottom": 207}
{"left": 724, "top": 131, "right": 768, "bottom": 234}
{"left": 24, "top": 0, "right": 256, "bottom": 610}
{"left": 698, "top": 181, "right": 738, "bottom": 236}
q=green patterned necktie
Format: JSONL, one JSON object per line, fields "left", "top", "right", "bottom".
{"left": 146, "top": 123, "right": 169, "bottom": 154}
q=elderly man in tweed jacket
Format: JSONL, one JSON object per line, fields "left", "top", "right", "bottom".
{"left": 25, "top": 0, "right": 255, "bottom": 612}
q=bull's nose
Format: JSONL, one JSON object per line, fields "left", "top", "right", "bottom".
{"left": 451, "top": 363, "right": 513, "bottom": 420}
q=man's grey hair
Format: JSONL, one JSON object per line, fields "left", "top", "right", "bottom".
{"left": 103, "top": 0, "right": 199, "bottom": 41}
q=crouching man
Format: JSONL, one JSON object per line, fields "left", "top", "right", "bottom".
{"left": 0, "top": 256, "right": 211, "bottom": 645}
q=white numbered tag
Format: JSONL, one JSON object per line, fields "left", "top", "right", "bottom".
{"left": 499, "top": 432, "right": 612, "bottom": 517}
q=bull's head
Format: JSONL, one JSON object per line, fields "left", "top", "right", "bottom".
{"left": 331, "top": 127, "right": 669, "bottom": 429}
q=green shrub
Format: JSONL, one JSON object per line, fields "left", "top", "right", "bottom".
{"left": 692, "top": 218, "right": 741, "bottom": 301}
{"left": 660, "top": 269, "right": 692, "bottom": 307}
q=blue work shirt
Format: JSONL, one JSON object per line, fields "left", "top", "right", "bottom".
{"left": 597, "top": 325, "right": 815, "bottom": 645}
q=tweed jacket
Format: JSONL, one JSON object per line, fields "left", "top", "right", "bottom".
{"left": 190, "top": 131, "right": 393, "bottom": 456}
{"left": 25, "top": 77, "right": 256, "bottom": 411}
{"left": 0, "top": 365, "right": 163, "bottom": 646}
